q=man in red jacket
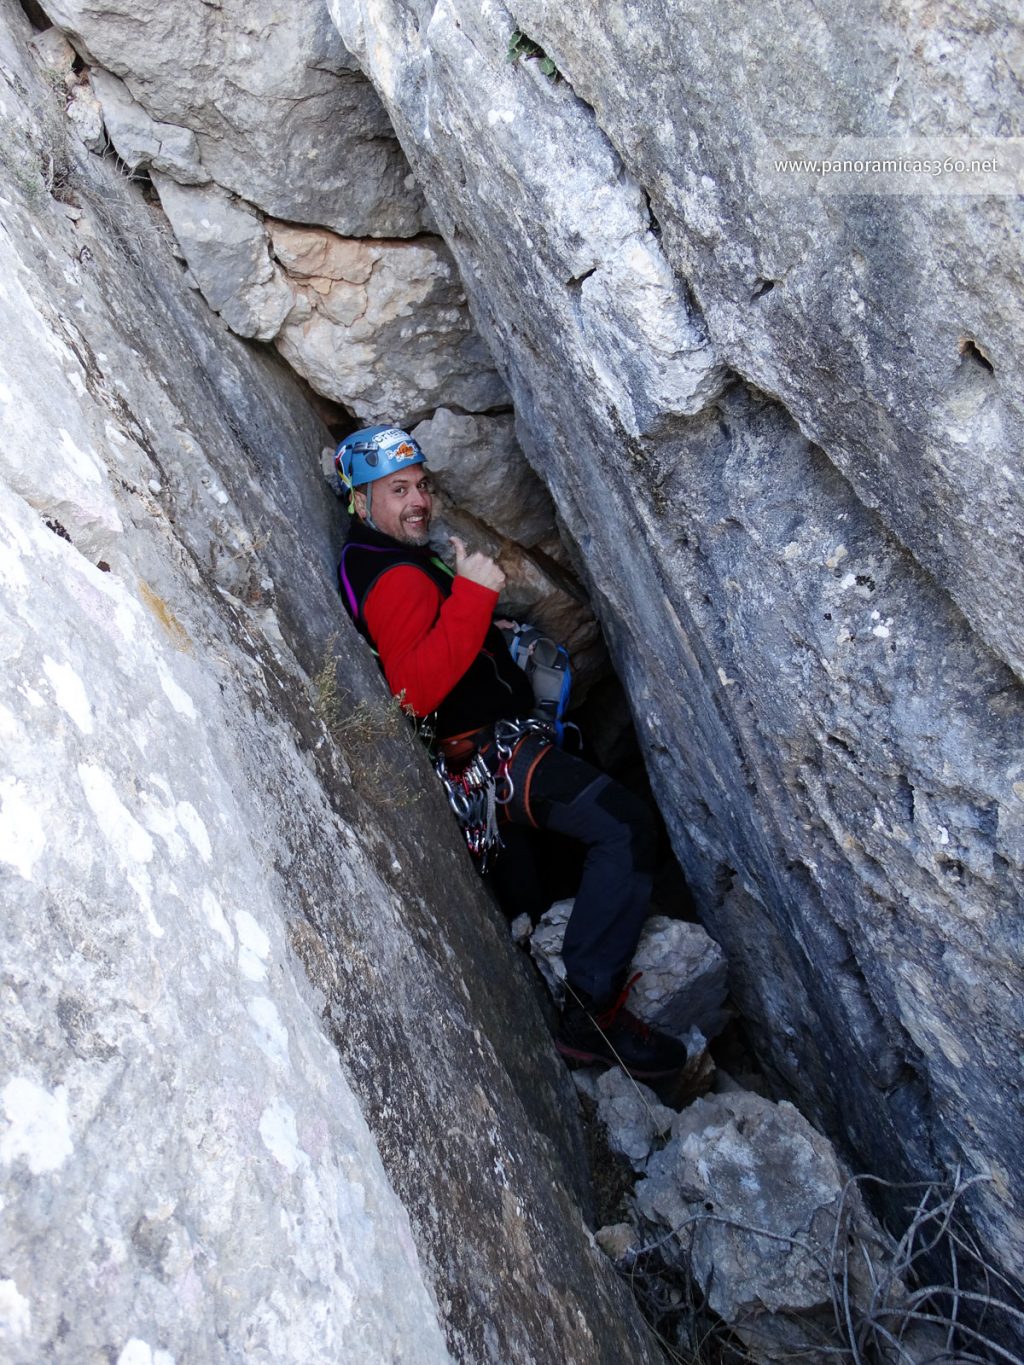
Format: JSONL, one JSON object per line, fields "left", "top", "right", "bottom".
{"left": 337, "top": 425, "right": 687, "bottom": 1081}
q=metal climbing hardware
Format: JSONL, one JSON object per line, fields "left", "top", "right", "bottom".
{"left": 434, "top": 749, "right": 503, "bottom": 870}
{"left": 434, "top": 717, "right": 553, "bottom": 868}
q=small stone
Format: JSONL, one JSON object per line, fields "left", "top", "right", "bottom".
{"left": 595, "top": 1068, "right": 674, "bottom": 1170}
{"left": 595, "top": 1222, "right": 640, "bottom": 1261}
{"left": 629, "top": 918, "right": 730, "bottom": 1043}
{"left": 148, "top": 480, "right": 162, "bottom": 495}
{"left": 67, "top": 85, "right": 106, "bottom": 153}
{"left": 571, "top": 1067, "right": 602, "bottom": 1102}
{"left": 509, "top": 912, "right": 532, "bottom": 944}
{"left": 29, "top": 28, "right": 75, "bottom": 75}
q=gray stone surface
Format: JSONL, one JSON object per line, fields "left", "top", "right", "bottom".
{"left": 269, "top": 220, "right": 508, "bottom": 422}
{"left": 0, "top": 8, "right": 664, "bottom": 1361}
{"left": 531, "top": 904, "right": 727, "bottom": 1056}
{"left": 529, "top": 898, "right": 573, "bottom": 1002}
{"left": 513, "top": 0, "right": 1024, "bottom": 682}
{"left": 330, "top": 0, "right": 1024, "bottom": 1293}
{"left": 145, "top": 185, "right": 506, "bottom": 423}
{"left": 636, "top": 1091, "right": 890, "bottom": 1358}
{"left": 91, "top": 68, "right": 209, "bottom": 184}
{"left": 36, "top": 0, "right": 425, "bottom": 236}
{"left": 594, "top": 1069, "right": 674, "bottom": 1172}
{"left": 413, "top": 408, "right": 556, "bottom": 548}
{"left": 151, "top": 175, "right": 293, "bottom": 341}
{"left": 629, "top": 916, "right": 730, "bottom": 1043}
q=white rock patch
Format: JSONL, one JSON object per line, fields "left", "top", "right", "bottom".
{"left": 43, "top": 655, "right": 94, "bottom": 734}
{"left": 202, "top": 889, "right": 234, "bottom": 950}
{"left": 0, "top": 1078, "right": 73, "bottom": 1174}
{"left": 157, "top": 661, "right": 197, "bottom": 719}
{"left": 259, "top": 1099, "right": 308, "bottom": 1175}
{"left": 236, "top": 910, "right": 271, "bottom": 980}
{"left": 247, "top": 997, "right": 291, "bottom": 1068}
{"left": 79, "top": 764, "right": 155, "bottom": 866}
{"left": 0, "top": 1279, "right": 31, "bottom": 1339}
{"left": 57, "top": 427, "right": 104, "bottom": 485}
{"left": 0, "top": 778, "right": 46, "bottom": 881}
{"left": 116, "top": 1340, "right": 174, "bottom": 1365}
{"left": 176, "top": 801, "right": 211, "bottom": 861}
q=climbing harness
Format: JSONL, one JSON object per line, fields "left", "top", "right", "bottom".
{"left": 434, "top": 716, "right": 555, "bottom": 869}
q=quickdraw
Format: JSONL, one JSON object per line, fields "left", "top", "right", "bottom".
{"left": 434, "top": 716, "right": 554, "bottom": 870}
{"left": 434, "top": 750, "right": 502, "bottom": 870}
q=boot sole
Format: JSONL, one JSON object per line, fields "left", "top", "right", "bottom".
{"left": 555, "top": 1039, "right": 685, "bottom": 1081}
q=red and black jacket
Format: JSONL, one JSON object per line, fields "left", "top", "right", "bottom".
{"left": 338, "top": 520, "right": 533, "bottom": 738}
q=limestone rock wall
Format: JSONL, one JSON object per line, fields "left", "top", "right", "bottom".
{"left": 0, "top": 5, "right": 662, "bottom": 1360}
{"left": 34, "top": 0, "right": 605, "bottom": 717}
{"left": 329, "top": 0, "right": 1024, "bottom": 1289}
{"left": 36, "top": 0, "right": 425, "bottom": 236}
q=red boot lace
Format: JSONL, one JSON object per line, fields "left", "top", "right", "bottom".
{"left": 594, "top": 972, "right": 650, "bottom": 1040}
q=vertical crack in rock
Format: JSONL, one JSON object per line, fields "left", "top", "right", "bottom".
{"left": 0, "top": 9, "right": 667, "bottom": 1361}
{"left": 324, "top": 1, "right": 1024, "bottom": 1315}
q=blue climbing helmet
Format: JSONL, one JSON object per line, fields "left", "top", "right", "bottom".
{"left": 335, "top": 425, "right": 425, "bottom": 512}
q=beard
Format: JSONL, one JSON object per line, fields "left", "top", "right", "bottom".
{"left": 397, "top": 512, "right": 431, "bottom": 546}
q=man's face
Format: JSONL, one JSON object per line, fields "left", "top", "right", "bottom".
{"left": 355, "top": 468, "right": 434, "bottom": 546}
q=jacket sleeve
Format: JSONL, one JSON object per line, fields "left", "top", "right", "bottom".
{"left": 363, "top": 564, "right": 499, "bottom": 717}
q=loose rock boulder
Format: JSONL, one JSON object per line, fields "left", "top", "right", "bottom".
{"left": 636, "top": 1091, "right": 895, "bottom": 1359}
{"left": 530, "top": 903, "right": 729, "bottom": 1045}
{"left": 37, "top": 0, "right": 425, "bottom": 235}
{"left": 593, "top": 1069, "right": 675, "bottom": 1172}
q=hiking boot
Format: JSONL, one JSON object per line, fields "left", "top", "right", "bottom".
{"left": 555, "top": 974, "right": 688, "bottom": 1081}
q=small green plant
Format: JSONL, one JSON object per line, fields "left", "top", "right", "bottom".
{"left": 312, "top": 643, "right": 423, "bottom": 809}
{"left": 507, "top": 28, "right": 560, "bottom": 79}
{"left": 314, "top": 641, "right": 411, "bottom": 742}
{"left": 0, "top": 68, "right": 74, "bottom": 207}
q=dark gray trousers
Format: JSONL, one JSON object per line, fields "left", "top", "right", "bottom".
{"left": 500, "top": 733, "right": 657, "bottom": 1003}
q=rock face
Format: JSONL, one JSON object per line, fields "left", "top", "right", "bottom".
{"left": 329, "top": 0, "right": 1024, "bottom": 1294}
{"left": 413, "top": 408, "right": 556, "bottom": 548}
{"left": 145, "top": 175, "right": 506, "bottom": 421}
{"left": 36, "top": 0, "right": 424, "bottom": 236}
{"left": 269, "top": 221, "right": 507, "bottom": 421}
{"left": 636, "top": 1091, "right": 897, "bottom": 1359}
{"left": 33, "top": 0, "right": 587, "bottom": 675}
{"left": 0, "top": 8, "right": 663, "bottom": 1361}
{"left": 152, "top": 174, "right": 294, "bottom": 342}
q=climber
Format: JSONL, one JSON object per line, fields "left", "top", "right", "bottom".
{"left": 335, "top": 424, "right": 688, "bottom": 1082}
